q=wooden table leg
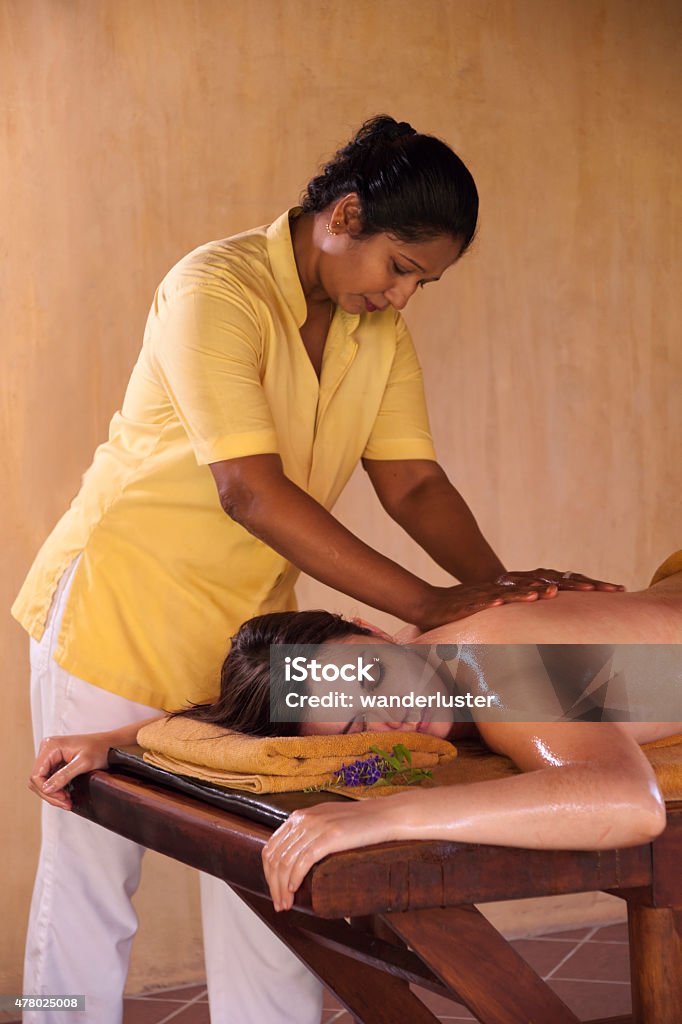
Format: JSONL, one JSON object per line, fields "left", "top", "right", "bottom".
{"left": 385, "top": 903, "right": 580, "bottom": 1024}
{"left": 234, "top": 889, "right": 444, "bottom": 1024}
{"left": 628, "top": 904, "right": 682, "bottom": 1023}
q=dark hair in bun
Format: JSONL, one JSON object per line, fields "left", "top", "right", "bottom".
{"left": 301, "top": 115, "right": 478, "bottom": 252}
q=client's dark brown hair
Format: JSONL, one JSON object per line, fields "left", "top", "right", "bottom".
{"left": 170, "top": 610, "right": 371, "bottom": 736}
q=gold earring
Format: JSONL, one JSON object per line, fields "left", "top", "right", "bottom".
{"left": 326, "top": 221, "right": 341, "bottom": 236}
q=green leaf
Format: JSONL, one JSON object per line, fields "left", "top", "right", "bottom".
{"left": 393, "top": 743, "right": 412, "bottom": 765}
{"left": 369, "top": 745, "right": 390, "bottom": 759}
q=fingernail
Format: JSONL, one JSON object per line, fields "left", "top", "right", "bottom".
{"left": 43, "top": 781, "right": 56, "bottom": 792}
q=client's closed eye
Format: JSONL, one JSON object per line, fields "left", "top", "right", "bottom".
{"left": 360, "top": 660, "right": 384, "bottom": 692}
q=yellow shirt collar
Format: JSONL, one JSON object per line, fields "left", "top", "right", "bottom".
{"left": 266, "top": 208, "right": 360, "bottom": 332}
{"left": 266, "top": 209, "right": 307, "bottom": 327}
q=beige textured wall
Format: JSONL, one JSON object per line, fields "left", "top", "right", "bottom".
{"left": 2, "top": 0, "right": 681, "bottom": 993}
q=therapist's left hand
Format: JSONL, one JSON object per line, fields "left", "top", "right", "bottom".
{"left": 496, "top": 569, "right": 625, "bottom": 593}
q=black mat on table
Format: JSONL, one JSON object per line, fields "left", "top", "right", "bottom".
{"left": 106, "top": 744, "right": 347, "bottom": 829}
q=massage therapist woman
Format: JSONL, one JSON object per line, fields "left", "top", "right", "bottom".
{"left": 13, "top": 116, "right": 619, "bottom": 1024}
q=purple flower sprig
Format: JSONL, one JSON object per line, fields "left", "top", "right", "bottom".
{"left": 332, "top": 753, "right": 388, "bottom": 788}
{"left": 305, "top": 743, "right": 432, "bottom": 793}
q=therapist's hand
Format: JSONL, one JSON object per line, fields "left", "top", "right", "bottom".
{"left": 417, "top": 577, "right": 558, "bottom": 632}
{"left": 497, "top": 568, "right": 625, "bottom": 593}
{"left": 28, "top": 733, "right": 112, "bottom": 811}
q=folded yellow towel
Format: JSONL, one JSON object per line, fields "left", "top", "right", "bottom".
{"left": 137, "top": 717, "right": 457, "bottom": 794}
{"left": 650, "top": 549, "right": 682, "bottom": 586}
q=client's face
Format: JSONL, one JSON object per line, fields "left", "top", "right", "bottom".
{"left": 299, "top": 634, "right": 453, "bottom": 740}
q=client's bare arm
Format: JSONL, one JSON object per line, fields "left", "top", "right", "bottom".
{"left": 28, "top": 715, "right": 165, "bottom": 810}
{"left": 262, "top": 720, "right": 665, "bottom": 911}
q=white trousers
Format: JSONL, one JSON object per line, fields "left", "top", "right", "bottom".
{"left": 24, "top": 558, "right": 323, "bottom": 1024}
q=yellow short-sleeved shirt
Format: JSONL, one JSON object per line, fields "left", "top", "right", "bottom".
{"left": 12, "top": 210, "right": 437, "bottom": 710}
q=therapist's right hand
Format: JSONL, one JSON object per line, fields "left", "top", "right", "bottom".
{"left": 418, "top": 578, "right": 557, "bottom": 632}
{"left": 28, "top": 733, "right": 112, "bottom": 811}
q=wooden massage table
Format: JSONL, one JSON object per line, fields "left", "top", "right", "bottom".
{"left": 69, "top": 745, "right": 682, "bottom": 1024}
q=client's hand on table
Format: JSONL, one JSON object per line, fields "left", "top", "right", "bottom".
{"left": 28, "top": 714, "right": 164, "bottom": 810}
{"left": 28, "top": 733, "right": 113, "bottom": 811}
{"left": 262, "top": 799, "right": 399, "bottom": 912}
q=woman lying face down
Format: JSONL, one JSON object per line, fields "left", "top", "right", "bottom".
{"left": 169, "top": 610, "right": 456, "bottom": 740}
{"left": 30, "top": 568, "right": 682, "bottom": 911}
{"left": 160, "top": 590, "right": 679, "bottom": 909}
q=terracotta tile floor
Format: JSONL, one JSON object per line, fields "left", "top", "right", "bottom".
{"left": 2, "top": 922, "right": 631, "bottom": 1023}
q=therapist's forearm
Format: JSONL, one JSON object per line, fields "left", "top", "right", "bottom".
{"left": 222, "top": 473, "right": 435, "bottom": 623}
{"left": 388, "top": 474, "right": 505, "bottom": 583}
